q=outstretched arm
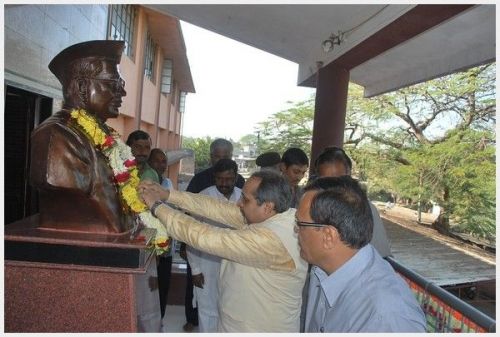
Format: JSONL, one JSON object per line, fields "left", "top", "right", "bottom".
{"left": 139, "top": 181, "right": 246, "bottom": 229}
{"left": 153, "top": 204, "right": 295, "bottom": 272}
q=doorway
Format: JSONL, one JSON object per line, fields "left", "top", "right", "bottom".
{"left": 4, "top": 85, "right": 52, "bottom": 224}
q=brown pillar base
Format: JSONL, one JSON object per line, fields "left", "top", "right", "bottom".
{"left": 4, "top": 215, "right": 161, "bottom": 332}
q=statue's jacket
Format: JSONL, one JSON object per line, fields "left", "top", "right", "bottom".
{"left": 30, "top": 110, "right": 133, "bottom": 233}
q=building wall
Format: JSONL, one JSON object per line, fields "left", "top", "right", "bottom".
{"left": 5, "top": 4, "right": 189, "bottom": 186}
{"left": 5, "top": 5, "right": 108, "bottom": 100}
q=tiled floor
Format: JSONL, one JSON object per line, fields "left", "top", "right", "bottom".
{"left": 162, "top": 305, "right": 199, "bottom": 333}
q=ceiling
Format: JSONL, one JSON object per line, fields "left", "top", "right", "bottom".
{"left": 146, "top": 4, "right": 495, "bottom": 97}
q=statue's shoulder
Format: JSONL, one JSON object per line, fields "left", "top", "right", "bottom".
{"left": 33, "top": 110, "right": 70, "bottom": 132}
{"left": 32, "top": 110, "right": 91, "bottom": 152}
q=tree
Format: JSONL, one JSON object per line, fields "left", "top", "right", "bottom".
{"left": 254, "top": 63, "right": 496, "bottom": 240}
{"left": 256, "top": 98, "right": 315, "bottom": 156}
{"left": 182, "top": 136, "right": 214, "bottom": 172}
{"left": 347, "top": 63, "right": 496, "bottom": 240}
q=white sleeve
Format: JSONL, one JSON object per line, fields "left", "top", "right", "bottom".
{"left": 186, "top": 245, "right": 203, "bottom": 275}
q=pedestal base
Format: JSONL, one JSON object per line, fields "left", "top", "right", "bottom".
{"left": 4, "top": 215, "right": 161, "bottom": 332}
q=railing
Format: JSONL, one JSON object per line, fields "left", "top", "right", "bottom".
{"left": 386, "top": 256, "right": 496, "bottom": 333}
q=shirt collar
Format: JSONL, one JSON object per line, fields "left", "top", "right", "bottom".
{"left": 212, "top": 186, "right": 239, "bottom": 201}
{"left": 313, "top": 244, "right": 374, "bottom": 307}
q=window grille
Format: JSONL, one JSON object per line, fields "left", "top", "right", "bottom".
{"left": 179, "top": 92, "right": 186, "bottom": 113}
{"left": 161, "top": 59, "right": 173, "bottom": 94}
{"left": 144, "top": 31, "right": 157, "bottom": 81}
{"left": 109, "top": 5, "right": 137, "bottom": 57}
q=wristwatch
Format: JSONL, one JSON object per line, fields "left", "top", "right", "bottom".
{"left": 150, "top": 200, "right": 165, "bottom": 217}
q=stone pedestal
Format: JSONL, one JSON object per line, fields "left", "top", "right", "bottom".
{"left": 4, "top": 215, "right": 161, "bottom": 332}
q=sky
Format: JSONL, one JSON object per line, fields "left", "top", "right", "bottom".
{"left": 179, "top": 21, "right": 316, "bottom": 141}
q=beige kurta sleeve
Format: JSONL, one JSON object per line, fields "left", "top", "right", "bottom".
{"left": 168, "top": 189, "right": 246, "bottom": 229}
{"left": 155, "top": 204, "right": 295, "bottom": 272}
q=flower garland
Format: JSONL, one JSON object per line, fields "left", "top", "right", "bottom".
{"left": 69, "top": 108, "right": 169, "bottom": 255}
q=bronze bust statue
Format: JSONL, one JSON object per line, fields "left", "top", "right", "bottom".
{"left": 30, "top": 40, "right": 134, "bottom": 234}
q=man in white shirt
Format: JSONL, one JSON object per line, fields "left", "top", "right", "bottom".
{"left": 187, "top": 159, "right": 242, "bottom": 332}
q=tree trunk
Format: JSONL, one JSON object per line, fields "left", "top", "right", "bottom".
{"left": 432, "top": 186, "right": 450, "bottom": 234}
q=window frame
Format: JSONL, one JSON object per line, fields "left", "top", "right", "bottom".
{"left": 108, "top": 5, "right": 137, "bottom": 59}
{"left": 161, "top": 59, "right": 173, "bottom": 95}
{"left": 144, "top": 30, "right": 158, "bottom": 83}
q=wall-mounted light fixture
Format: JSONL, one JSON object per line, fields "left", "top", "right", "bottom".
{"left": 321, "top": 31, "right": 345, "bottom": 53}
{"left": 321, "top": 6, "right": 389, "bottom": 54}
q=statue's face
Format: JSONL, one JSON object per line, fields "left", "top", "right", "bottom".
{"left": 85, "top": 60, "right": 126, "bottom": 121}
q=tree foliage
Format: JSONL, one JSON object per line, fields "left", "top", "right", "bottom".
{"left": 254, "top": 63, "right": 496, "bottom": 240}
{"left": 256, "top": 98, "right": 315, "bottom": 156}
{"left": 347, "top": 63, "right": 496, "bottom": 240}
{"left": 182, "top": 136, "right": 214, "bottom": 172}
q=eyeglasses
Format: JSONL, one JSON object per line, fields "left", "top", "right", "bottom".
{"left": 294, "top": 219, "right": 328, "bottom": 228}
{"left": 97, "top": 78, "right": 125, "bottom": 89}
{"left": 82, "top": 77, "right": 125, "bottom": 90}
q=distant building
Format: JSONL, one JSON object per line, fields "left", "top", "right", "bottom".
{"left": 233, "top": 144, "right": 257, "bottom": 178}
{"left": 4, "top": 4, "right": 195, "bottom": 224}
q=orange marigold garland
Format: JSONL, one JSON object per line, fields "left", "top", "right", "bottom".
{"left": 69, "top": 108, "right": 169, "bottom": 255}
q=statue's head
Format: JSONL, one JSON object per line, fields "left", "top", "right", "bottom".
{"left": 49, "top": 40, "right": 126, "bottom": 122}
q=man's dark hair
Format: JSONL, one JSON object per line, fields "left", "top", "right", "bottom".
{"left": 314, "top": 146, "right": 352, "bottom": 175}
{"left": 281, "top": 147, "right": 309, "bottom": 167}
{"left": 210, "top": 138, "right": 233, "bottom": 154}
{"left": 148, "top": 148, "right": 167, "bottom": 160}
{"left": 213, "top": 158, "right": 238, "bottom": 175}
{"left": 304, "top": 176, "right": 372, "bottom": 249}
{"left": 126, "top": 130, "right": 151, "bottom": 146}
{"left": 256, "top": 151, "right": 281, "bottom": 167}
{"left": 250, "top": 170, "right": 292, "bottom": 213}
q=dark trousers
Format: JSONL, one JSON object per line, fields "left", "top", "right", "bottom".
{"left": 157, "top": 255, "right": 173, "bottom": 319}
{"left": 300, "top": 264, "right": 313, "bottom": 332}
{"left": 184, "top": 263, "right": 199, "bottom": 325}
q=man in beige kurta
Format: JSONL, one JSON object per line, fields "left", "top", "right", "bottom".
{"left": 140, "top": 170, "right": 308, "bottom": 332}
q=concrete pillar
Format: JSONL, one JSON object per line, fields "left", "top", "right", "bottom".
{"left": 310, "top": 64, "right": 349, "bottom": 172}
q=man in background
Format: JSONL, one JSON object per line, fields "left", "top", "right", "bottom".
{"left": 313, "top": 146, "right": 391, "bottom": 257}
{"left": 256, "top": 151, "right": 281, "bottom": 171}
{"left": 181, "top": 138, "right": 245, "bottom": 332}
{"left": 280, "top": 147, "right": 309, "bottom": 207}
{"left": 126, "top": 130, "right": 159, "bottom": 183}
{"left": 149, "top": 148, "right": 173, "bottom": 189}
{"left": 187, "top": 159, "right": 242, "bottom": 332}
{"left": 148, "top": 148, "right": 175, "bottom": 330}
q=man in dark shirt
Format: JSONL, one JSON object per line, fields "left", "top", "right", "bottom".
{"left": 181, "top": 138, "right": 244, "bottom": 332}
{"left": 186, "top": 139, "right": 245, "bottom": 193}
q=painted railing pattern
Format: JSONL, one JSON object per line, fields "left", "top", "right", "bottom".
{"left": 386, "top": 256, "right": 496, "bottom": 333}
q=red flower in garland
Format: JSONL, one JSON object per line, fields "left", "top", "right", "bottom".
{"left": 124, "top": 159, "right": 136, "bottom": 168}
{"left": 103, "top": 135, "right": 115, "bottom": 148}
{"left": 157, "top": 239, "right": 170, "bottom": 248}
{"left": 115, "top": 171, "right": 131, "bottom": 183}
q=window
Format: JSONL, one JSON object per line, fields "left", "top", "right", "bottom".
{"left": 179, "top": 92, "right": 186, "bottom": 113}
{"left": 109, "top": 5, "right": 137, "bottom": 58}
{"left": 144, "top": 31, "right": 157, "bottom": 81}
{"left": 161, "top": 59, "right": 173, "bottom": 94}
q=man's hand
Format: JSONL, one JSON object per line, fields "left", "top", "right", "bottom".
{"left": 179, "top": 243, "right": 187, "bottom": 261}
{"left": 192, "top": 273, "right": 205, "bottom": 289}
{"left": 138, "top": 180, "right": 170, "bottom": 208}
